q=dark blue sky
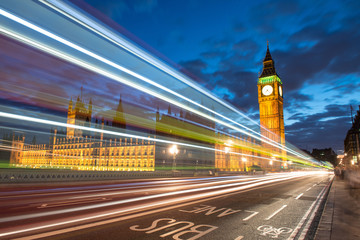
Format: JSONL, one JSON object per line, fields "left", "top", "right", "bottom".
{"left": 80, "top": 0, "right": 360, "bottom": 152}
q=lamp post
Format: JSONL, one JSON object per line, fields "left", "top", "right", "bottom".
{"left": 169, "top": 145, "right": 179, "bottom": 173}
{"left": 242, "top": 157, "right": 247, "bottom": 172}
{"left": 270, "top": 156, "right": 275, "bottom": 169}
{"left": 225, "top": 140, "right": 232, "bottom": 171}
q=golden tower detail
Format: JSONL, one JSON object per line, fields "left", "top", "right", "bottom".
{"left": 257, "top": 43, "right": 285, "bottom": 154}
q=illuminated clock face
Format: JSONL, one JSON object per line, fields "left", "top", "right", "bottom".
{"left": 279, "top": 86, "right": 283, "bottom": 96}
{"left": 262, "top": 85, "right": 273, "bottom": 96}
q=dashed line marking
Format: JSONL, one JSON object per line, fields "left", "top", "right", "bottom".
{"left": 265, "top": 205, "right": 287, "bottom": 220}
{"left": 305, "top": 187, "right": 312, "bottom": 192}
{"left": 295, "top": 193, "right": 304, "bottom": 200}
{"left": 243, "top": 210, "right": 259, "bottom": 221}
{"left": 234, "top": 236, "right": 244, "bottom": 240}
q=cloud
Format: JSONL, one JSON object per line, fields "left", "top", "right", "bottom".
{"left": 178, "top": 59, "right": 209, "bottom": 85}
{"left": 285, "top": 104, "right": 351, "bottom": 149}
{"left": 200, "top": 51, "right": 227, "bottom": 60}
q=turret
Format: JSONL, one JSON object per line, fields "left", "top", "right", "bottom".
{"left": 113, "top": 94, "right": 126, "bottom": 129}
{"left": 167, "top": 104, "right": 171, "bottom": 115}
{"left": 156, "top": 106, "right": 160, "bottom": 121}
{"left": 68, "top": 98, "right": 73, "bottom": 113}
{"left": 88, "top": 98, "right": 93, "bottom": 116}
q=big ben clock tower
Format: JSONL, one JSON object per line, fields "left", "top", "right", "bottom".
{"left": 258, "top": 43, "right": 285, "bottom": 158}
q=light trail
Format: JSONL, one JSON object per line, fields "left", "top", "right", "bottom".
{"left": 0, "top": 111, "right": 286, "bottom": 165}
{"left": 0, "top": 6, "right": 313, "bottom": 161}
{"left": 40, "top": 0, "right": 266, "bottom": 132}
{"left": 0, "top": 172, "right": 316, "bottom": 237}
{"left": 0, "top": 172, "right": 316, "bottom": 223}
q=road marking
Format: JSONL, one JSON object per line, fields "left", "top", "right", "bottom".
{"left": 180, "top": 205, "right": 241, "bottom": 218}
{"left": 3, "top": 174, "right": 312, "bottom": 239}
{"left": 313, "top": 184, "right": 317, "bottom": 187}
{"left": 288, "top": 176, "right": 333, "bottom": 240}
{"left": 234, "top": 236, "right": 244, "bottom": 240}
{"left": 257, "top": 225, "right": 292, "bottom": 238}
{"left": 298, "top": 180, "right": 333, "bottom": 239}
{"left": 265, "top": 205, "right": 287, "bottom": 220}
{"left": 8, "top": 177, "right": 296, "bottom": 239}
{"left": 305, "top": 187, "right": 312, "bottom": 191}
{"left": 295, "top": 193, "right": 303, "bottom": 200}
{"left": 129, "top": 218, "right": 218, "bottom": 239}
{"left": 243, "top": 210, "right": 259, "bottom": 221}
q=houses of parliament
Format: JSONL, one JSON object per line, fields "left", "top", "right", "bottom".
{"left": 9, "top": 45, "right": 286, "bottom": 172}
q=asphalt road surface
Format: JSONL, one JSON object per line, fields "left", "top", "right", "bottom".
{"left": 0, "top": 171, "right": 332, "bottom": 240}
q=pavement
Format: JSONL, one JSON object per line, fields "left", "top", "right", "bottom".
{"left": 315, "top": 176, "right": 360, "bottom": 240}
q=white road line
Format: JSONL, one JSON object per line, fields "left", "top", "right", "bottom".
{"left": 242, "top": 210, "right": 259, "bottom": 221}
{"left": 235, "top": 236, "right": 244, "bottom": 240}
{"left": 313, "top": 184, "right": 317, "bottom": 187}
{"left": 288, "top": 176, "right": 333, "bottom": 240}
{"left": 0, "top": 175, "right": 296, "bottom": 224}
{"left": 298, "top": 177, "right": 334, "bottom": 240}
{"left": 265, "top": 205, "right": 287, "bottom": 220}
{"left": 305, "top": 187, "right": 312, "bottom": 192}
{"left": 295, "top": 193, "right": 304, "bottom": 200}
{"left": 1, "top": 175, "right": 302, "bottom": 238}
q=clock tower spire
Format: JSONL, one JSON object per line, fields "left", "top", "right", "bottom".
{"left": 257, "top": 43, "right": 285, "bottom": 165}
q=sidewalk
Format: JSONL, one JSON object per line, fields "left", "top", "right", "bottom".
{"left": 315, "top": 177, "right": 360, "bottom": 240}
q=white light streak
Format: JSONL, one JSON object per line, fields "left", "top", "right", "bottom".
{"left": 0, "top": 111, "right": 280, "bottom": 162}
{"left": 0, "top": 6, "right": 313, "bottom": 161}
{"left": 0, "top": 173, "right": 313, "bottom": 237}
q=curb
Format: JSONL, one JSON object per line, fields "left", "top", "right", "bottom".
{"left": 313, "top": 177, "right": 335, "bottom": 240}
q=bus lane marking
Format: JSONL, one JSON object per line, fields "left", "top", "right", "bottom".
{"left": 179, "top": 205, "right": 241, "bottom": 218}
{"left": 129, "top": 218, "right": 218, "bottom": 240}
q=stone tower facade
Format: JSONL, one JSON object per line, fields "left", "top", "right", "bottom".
{"left": 257, "top": 43, "right": 285, "bottom": 161}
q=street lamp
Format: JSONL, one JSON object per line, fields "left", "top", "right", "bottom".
{"left": 169, "top": 145, "right": 179, "bottom": 172}
{"left": 242, "top": 157, "right": 247, "bottom": 172}
{"left": 224, "top": 140, "right": 232, "bottom": 170}
{"left": 270, "top": 156, "right": 275, "bottom": 168}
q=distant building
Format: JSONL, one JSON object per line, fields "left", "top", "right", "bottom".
{"left": 154, "top": 104, "right": 261, "bottom": 172}
{"left": 10, "top": 93, "right": 156, "bottom": 171}
{"left": 311, "top": 148, "right": 337, "bottom": 166}
{"left": 154, "top": 104, "right": 215, "bottom": 171}
{"left": 344, "top": 105, "right": 360, "bottom": 166}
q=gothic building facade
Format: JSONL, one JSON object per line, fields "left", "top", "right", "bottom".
{"left": 10, "top": 94, "right": 156, "bottom": 171}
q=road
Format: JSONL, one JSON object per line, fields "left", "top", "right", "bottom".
{"left": 0, "top": 171, "right": 332, "bottom": 240}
